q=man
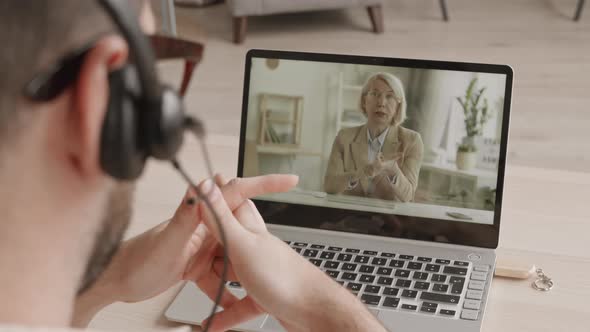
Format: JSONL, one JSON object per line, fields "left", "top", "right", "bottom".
{"left": 0, "top": 1, "right": 387, "bottom": 332}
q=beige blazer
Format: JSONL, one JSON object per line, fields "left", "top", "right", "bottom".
{"left": 324, "top": 124, "right": 424, "bottom": 202}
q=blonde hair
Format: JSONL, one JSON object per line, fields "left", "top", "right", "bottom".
{"left": 359, "top": 72, "right": 407, "bottom": 127}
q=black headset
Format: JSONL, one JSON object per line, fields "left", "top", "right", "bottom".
{"left": 25, "top": 0, "right": 189, "bottom": 180}
{"left": 23, "top": 1, "right": 226, "bottom": 331}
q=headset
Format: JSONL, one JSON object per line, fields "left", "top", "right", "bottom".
{"left": 22, "top": 1, "right": 226, "bottom": 331}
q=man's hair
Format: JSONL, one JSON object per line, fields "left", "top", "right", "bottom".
{"left": 0, "top": 0, "right": 142, "bottom": 145}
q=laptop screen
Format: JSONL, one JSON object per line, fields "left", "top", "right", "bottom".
{"left": 238, "top": 51, "right": 512, "bottom": 248}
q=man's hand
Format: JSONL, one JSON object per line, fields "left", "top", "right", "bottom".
{"left": 185, "top": 178, "right": 388, "bottom": 332}
{"left": 72, "top": 174, "right": 298, "bottom": 327}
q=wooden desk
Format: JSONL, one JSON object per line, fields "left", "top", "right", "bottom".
{"left": 88, "top": 136, "right": 590, "bottom": 332}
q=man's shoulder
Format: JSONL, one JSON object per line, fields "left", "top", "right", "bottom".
{"left": 0, "top": 325, "right": 191, "bottom": 332}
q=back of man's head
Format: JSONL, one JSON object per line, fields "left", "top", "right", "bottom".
{"left": 0, "top": 0, "right": 142, "bottom": 148}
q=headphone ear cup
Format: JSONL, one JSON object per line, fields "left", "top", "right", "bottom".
{"left": 100, "top": 66, "right": 147, "bottom": 180}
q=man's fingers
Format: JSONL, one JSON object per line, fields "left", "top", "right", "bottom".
{"left": 214, "top": 173, "right": 229, "bottom": 186}
{"left": 195, "top": 272, "right": 240, "bottom": 309}
{"left": 233, "top": 199, "right": 267, "bottom": 232}
{"left": 198, "top": 179, "right": 245, "bottom": 243}
{"left": 220, "top": 174, "right": 298, "bottom": 211}
{"left": 212, "top": 257, "right": 238, "bottom": 281}
{"left": 168, "top": 187, "right": 200, "bottom": 234}
{"left": 202, "top": 296, "right": 263, "bottom": 332}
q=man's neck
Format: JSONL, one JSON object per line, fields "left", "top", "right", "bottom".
{"left": 0, "top": 171, "right": 97, "bottom": 327}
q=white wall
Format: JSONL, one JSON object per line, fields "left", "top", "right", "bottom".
{"left": 246, "top": 58, "right": 343, "bottom": 190}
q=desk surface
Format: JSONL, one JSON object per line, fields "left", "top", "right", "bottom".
{"left": 88, "top": 135, "right": 590, "bottom": 332}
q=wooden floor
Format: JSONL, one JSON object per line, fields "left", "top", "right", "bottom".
{"left": 153, "top": 0, "right": 590, "bottom": 173}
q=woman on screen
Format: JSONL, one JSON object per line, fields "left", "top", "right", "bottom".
{"left": 324, "top": 72, "right": 424, "bottom": 202}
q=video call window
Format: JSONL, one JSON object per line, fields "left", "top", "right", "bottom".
{"left": 242, "top": 58, "right": 507, "bottom": 226}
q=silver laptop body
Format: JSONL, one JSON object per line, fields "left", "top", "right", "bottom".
{"left": 166, "top": 49, "right": 513, "bottom": 332}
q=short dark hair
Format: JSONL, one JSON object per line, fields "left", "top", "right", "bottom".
{"left": 0, "top": 0, "right": 142, "bottom": 146}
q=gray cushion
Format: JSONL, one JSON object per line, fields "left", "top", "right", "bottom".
{"left": 227, "top": 0, "right": 383, "bottom": 17}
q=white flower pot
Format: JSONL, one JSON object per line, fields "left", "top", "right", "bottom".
{"left": 456, "top": 151, "right": 477, "bottom": 171}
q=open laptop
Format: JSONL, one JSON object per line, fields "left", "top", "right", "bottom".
{"left": 166, "top": 50, "right": 513, "bottom": 332}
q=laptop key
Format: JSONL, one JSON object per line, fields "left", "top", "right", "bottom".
{"left": 389, "top": 260, "right": 405, "bottom": 268}
{"left": 414, "top": 281, "right": 430, "bottom": 290}
{"left": 320, "top": 252, "right": 335, "bottom": 259}
{"left": 293, "top": 242, "right": 308, "bottom": 247}
{"left": 328, "top": 246, "right": 343, "bottom": 252}
{"left": 359, "top": 265, "right": 375, "bottom": 273}
{"left": 326, "top": 270, "right": 339, "bottom": 279}
{"left": 401, "top": 290, "right": 418, "bottom": 299}
{"left": 359, "top": 274, "right": 376, "bottom": 283}
{"left": 345, "top": 248, "right": 360, "bottom": 253}
{"left": 399, "top": 255, "right": 414, "bottom": 260}
{"left": 433, "top": 284, "right": 449, "bottom": 292}
{"left": 425, "top": 264, "right": 441, "bottom": 272}
{"left": 443, "top": 266, "right": 468, "bottom": 276}
{"left": 371, "top": 258, "right": 387, "bottom": 266}
{"left": 303, "top": 249, "right": 319, "bottom": 257}
{"left": 468, "top": 280, "right": 485, "bottom": 291}
{"left": 383, "top": 297, "right": 400, "bottom": 308}
{"left": 363, "top": 250, "right": 378, "bottom": 256}
{"left": 435, "top": 259, "right": 451, "bottom": 264}
{"left": 454, "top": 261, "right": 469, "bottom": 266}
{"left": 324, "top": 261, "right": 340, "bottom": 269}
{"left": 466, "top": 289, "right": 483, "bottom": 300}
{"left": 383, "top": 287, "right": 399, "bottom": 296}
{"left": 417, "top": 257, "right": 432, "bottom": 262}
{"left": 450, "top": 277, "right": 466, "bottom": 294}
{"left": 413, "top": 272, "right": 429, "bottom": 280}
{"left": 309, "top": 259, "right": 322, "bottom": 267}
{"left": 440, "top": 309, "right": 456, "bottom": 316}
{"left": 464, "top": 299, "right": 481, "bottom": 310}
{"left": 310, "top": 244, "right": 325, "bottom": 249}
{"left": 354, "top": 255, "right": 370, "bottom": 264}
{"left": 376, "top": 267, "right": 393, "bottom": 276}
{"left": 342, "top": 263, "right": 357, "bottom": 271}
{"left": 396, "top": 279, "right": 412, "bottom": 288}
{"left": 395, "top": 270, "right": 410, "bottom": 278}
{"left": 407, "top": 262, "right": 423, "bottom": 270}
{"left": 337, "top": 254, "right": 353, "bottom": 262}
{"left": 341, "top": 272, "right": 357, "bottom": 281}
{"left": 431, "top": 274, "right": 447, "bottom": 282}
{"left": 365, "top": 285, "right": 381, "bottom": 294}
{"left": 401, "top": 304, "right": 417, "bottom": 311}
{"left": 377, "top": 277, "right": 394, "bottom": 286}
{"left": 360, "top": 294, "right": 381, "bottom": 306}
{"left": 461, "top": 309, "right": 479, "bottom": 320}
{"left": 474, "top": 265, "right": 490, "bottom": 272}
{"left": 420, "top": 292, "right": 460, "bottom": 304}
{"left": 347, "top": 282, "right": 362, "bottom": 292}
{"left": 422, "top": 301, "right": 438, "bottom": 309}
{"left": 381, "top": 252, "right": 396, "bottom": 258}
{"left": 420, "top": 306, "right": 436, "bottom": 313}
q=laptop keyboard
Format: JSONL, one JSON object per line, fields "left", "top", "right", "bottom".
{"left": 227, "top": 241, "right": 490, "bottom": 321}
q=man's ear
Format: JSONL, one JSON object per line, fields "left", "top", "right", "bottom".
{"left": 69, "top": 35, "right": 129, "bottom": 177}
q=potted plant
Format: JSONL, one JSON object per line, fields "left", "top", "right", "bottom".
{"left": 456, "top": 143, "right": 478, "bottom": 170}
{"left": 456, "top": 77, "right": 492, "bottom": 171}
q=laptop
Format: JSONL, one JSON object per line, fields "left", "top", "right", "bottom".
{"left": 166, "top": 49, "right": 513, "bottom": 332}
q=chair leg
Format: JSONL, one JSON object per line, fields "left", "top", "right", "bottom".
{"left": 439, "top": 0, "right": 449, "bottom": 21}
{"left": 574, "top": 0, "right": 586, "bottom": 21}
{"left": 233, "top": 16, "right": 248, "bottom": 44}
{"left": 367, "top": 5, "right": 384, "bottom": 34}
